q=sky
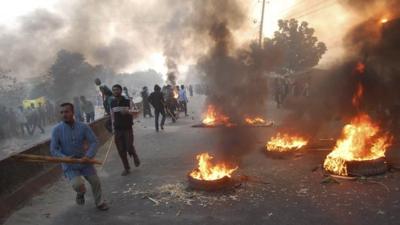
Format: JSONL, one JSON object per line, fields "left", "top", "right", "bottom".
{"left": 0, "top": 0, "right": 354, "bottom": 79}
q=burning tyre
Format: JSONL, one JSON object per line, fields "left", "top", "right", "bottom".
{"left": 323, "top": 114, "right": 391, "bottom": 177}
{"left": 264, "top": 133, "right": 308, "bottom": 158}
{"left": 188, "top": 153, "right": 238, "bottom": 191}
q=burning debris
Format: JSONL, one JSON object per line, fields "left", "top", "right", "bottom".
{"left": 192, "top": 105, "right": 235, "bottom": 128}
{"left": 323, "top": 113, "right": 391, "bottom": 176}
{"left": 244, "top": 117, "right": 274, "bottom": 127}
{"left": 188, "top": 153, "right": 238, "bottom": 191}
{"left": 323, "top": 62, "right": 392, "bottom": 177}
{"left": 265, "top": 133, "right": 309, "bottom": 152}
{"left": 193, "top": 106, "right": 272, "bottom": 128}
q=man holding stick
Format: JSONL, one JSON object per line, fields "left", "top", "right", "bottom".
{"left": 110, "top": 84, "right": 141, "bottom": 176}
{"left": 50, "top": 103, "right": 109, "bottom": 210}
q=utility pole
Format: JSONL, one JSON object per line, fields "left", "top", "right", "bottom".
{"left": 259, "top": 0, "right": 267, "bottom": 47}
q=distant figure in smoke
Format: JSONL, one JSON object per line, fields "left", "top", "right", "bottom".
{"left": 178, "top": 85, "right": 189, "bottom": 116}
{"left": 123, "top": 86, "right": 130, "bottom": 99}
{"left": 7, "top": 108, "right": 18, "bottom": 137}
{"left": 148, "top": 85, "right": 166, "bottom": 132}
{"left": 80, "top": 96, "right": 95, "bottom": 123}
{"left": 94, "top": 78, "right": 113, "bottom": 115}
{"left": 110, "top": 84, "right": 141, "bottom": 176}
{"left": 274, "top": 78, "right": 284, "bottom": 109}
{"left": 141, "top": 86, "right": 153, "bottom": 118}
{"left": 50, "top": 102, "right": 109, "bottom": 211}
{"left": 29, "top": 103, "right": 45, "bottom": 135}
{"left": 45, "top": 100, "right": 55, "bottom": 124}
{"left": 15, "top": 106, "right": 29, "bottom": 136}
{"left": 73, "top": 97, "right": 84, "bottom": 122}
{"left": 38, "top": 102, "right": 47, "bottom": 127}
{"left": 189, "top": 84, "right": 194, "bottom": 97}
{"left": 175, "top": 85, "right": 181, "bottom": 112}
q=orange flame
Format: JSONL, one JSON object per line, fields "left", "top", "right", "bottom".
{"left": 173, "top": 90, "right": 179, "bottom": 99}
{"left": 323, "top": 113, "right": 391, "bottom": 176}
{"left": 266, "top": 133, "right": 308, "bottom": 152}
{"left": 352, "top": 83, "right": 364, "bottom": 107}
{"left": 245, "top": 117, "right": 266, "bottom": 125}
{"left": 202, "top": 105, "right": 232, "bottom": 126}
{"left": 189, "top": 153, "right": 238, "bottom": 180}
{"left": 356, "top": 62, "right": 365, "bottom": 74}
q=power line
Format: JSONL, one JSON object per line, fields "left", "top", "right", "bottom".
{"left": 288, "top": 0, "right": 338, "bottom": 20}
{"left": 284, "top": 0, "right": 337, "bottom": 19}
{"left": 277, "top": 0, "right": 326, "bottom": 17}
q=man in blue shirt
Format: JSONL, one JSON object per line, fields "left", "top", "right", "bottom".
{"left": 50, "top": 102, "right": 109, "bottom": 211}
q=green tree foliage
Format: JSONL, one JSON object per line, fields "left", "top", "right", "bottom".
{"left": 271, "top": 19, "right": 327, "bottom": 74}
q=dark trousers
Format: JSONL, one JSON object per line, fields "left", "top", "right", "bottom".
{"left": 85, "top": 112, "right": 95, "bottom": 123}
{"left": 114, "top": 128, "right": 138, "bottom": 170}
{"left": 154, "top": 108, "right": 166, "bottom": 131}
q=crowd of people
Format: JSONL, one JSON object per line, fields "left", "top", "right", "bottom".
{"left": 273, "top": 76, "right": 310, "bottom": 108}
{"left": 145, "top": 84, "right": 193, "bottom": 131}
{"left": 47, "top": 79, "right": 194, "bottom": 211}
{"left": 0, "top": 96, "right": 96, "bottom": 143}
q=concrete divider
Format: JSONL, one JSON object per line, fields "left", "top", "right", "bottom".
{"left": 0, "top": 117, "right": 112, "bottom": 222}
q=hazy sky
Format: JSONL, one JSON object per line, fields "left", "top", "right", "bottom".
{"left": 0, "top": 0, "right": 356, "bottom": 79}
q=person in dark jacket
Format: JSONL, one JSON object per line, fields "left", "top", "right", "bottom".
{"left": 148, "top": 85, "right": 166, "bottom": 132}
{"left": 95, "top": 78, "right": 113, "bottom": 115}
{"left": 110, "top": 84, "right": 140, "bottom": 176}
{"left": 141, "top": 86, "right": 153, "bottom": 118}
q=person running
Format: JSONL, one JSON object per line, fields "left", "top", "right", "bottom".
{"left": 148, "top": 85, "right": 166, "bottom": 132}
{"left": 110, "top": 84, "right": 140, "bottom": 176}
{"left": 141, "top": 86, "right": 153, "bottom": 118}
{"left": 178, "top": 85, "right": 189, "bottom": 116}
{"left": 50, "top": 103, "right": 109, "bottom": 210}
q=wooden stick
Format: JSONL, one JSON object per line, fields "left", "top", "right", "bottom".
{"left": 12, "top": 154, "right": 102, "bottom": 165}
{"left": 101, "top": 138, "right": 114, "bottom": 170}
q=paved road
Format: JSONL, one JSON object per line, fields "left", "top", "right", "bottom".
{"left": 4, "top": 95, "right": 400, "bottom": 225}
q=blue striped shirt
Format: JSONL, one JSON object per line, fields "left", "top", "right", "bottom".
{"left": 50, "top": 121, "right": 98, "bottom": 179}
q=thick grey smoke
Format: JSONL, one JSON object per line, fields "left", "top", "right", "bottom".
{"left": 279, "top": 0, "right": 400, "bottom": 138}
{"left": 179, "top": 0, "right": 271, "bottom": 160}
{"left": 0, "top": 0, "right": 196, "bottom": 79}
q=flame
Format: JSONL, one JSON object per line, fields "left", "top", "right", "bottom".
{"left": 173, "top": 90, "right": 179, "bottom": 99}
{"left": 352, "top": 83, "right": 364, "bottom": 107}
{"left": 202, "top": 105, "right": 232, "bottom": 126}
{"left": 190, "top": 153, "right": 238, "bottom": 180}
{"left": 245, "top": 117, "right": 266, "bottom": 125}
{"left": 323, "top": 113, "right": 392, "bottom": 176}
{"left": 356, "top": 62, "right": 365, "bottom": 74}
{"left": 266, "top": 133, "right": 308, "bottom": 152}
{"left": 381, "top": 18, "right": 388, "bottom": 24}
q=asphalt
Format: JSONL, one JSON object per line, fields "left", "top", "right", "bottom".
{"left": 4, "top": 95, "right": 400, "bottom": 225}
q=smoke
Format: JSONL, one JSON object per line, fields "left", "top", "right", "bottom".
{"left": 182, "top": 0, "right": 270, "bottom": 160}
{"left": 279, "top": 0, "right": 400, "bottom": 138}
{"left": 0, "top": 0, "right": 192, "bottom": 79}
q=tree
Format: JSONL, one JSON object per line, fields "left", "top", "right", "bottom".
{"left": 271, "top": 19, "right": 327, "bottom": 74}
{"left": 49, "top": 50, "right": 97, "bottom": 101}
